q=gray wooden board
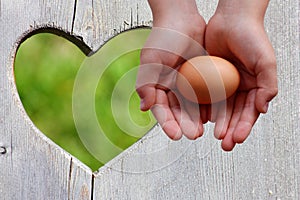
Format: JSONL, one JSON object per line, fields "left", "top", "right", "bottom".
{"left": 0, "top": 0, "right": 299, "bottom": 199}
{"left": 0, "top": 1, "right": 93, "bottom": 200}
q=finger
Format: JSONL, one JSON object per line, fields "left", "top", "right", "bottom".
{"left": 221, "top": 93, "right": 246, "bottom": 151}
{"left": 221, "top": 131, "right": 236, "bottom": 152}
{"left": 151, "top": 89, "right": 182, "bottom": 140}
{"left": 214, "top": 96, "right": 234, "bottom": 140}
{"left": 233, "top": 90, "right": 260, "bottom": 144}
{"left": 182, "top": 96, "right": 204, "bottom": 139}
{"left": 184, "top": 100, "right": 204, "bottom": 138}
{"left": 255, "top": 65, "right": 278, "bottom": 113}
{"left": 168, "top": 91, "right": 202, "bottom": 140}
{"left": 207, "top": 102, "right": 220, "bottom": 123}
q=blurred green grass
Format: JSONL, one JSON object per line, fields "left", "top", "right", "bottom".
{"left": 14, "top": 30, "right": 155, "bottom": 171}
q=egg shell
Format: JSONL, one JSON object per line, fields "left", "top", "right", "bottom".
{"left": 176, "top": 56, "right": 240, "bottom": 104}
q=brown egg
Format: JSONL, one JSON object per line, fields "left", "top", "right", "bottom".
{"left": 176, "top": 56, "right": 240, "bottom": 104}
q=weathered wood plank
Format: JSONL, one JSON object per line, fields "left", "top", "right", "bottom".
{"left": 0, "top": 1, "right": 93, "bottom": 200}
{"left": 73, "top": 0, "right": 153, "bottom": 51}
{"left": 264, "top": 1, "right": 300, "bottom": 198}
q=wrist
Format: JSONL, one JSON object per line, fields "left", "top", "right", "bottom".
{"left": 148, "top": 0, "right": 200, "bottom": 24}
{"left": 215, "top": 0, "right": 269, "bottom": 22}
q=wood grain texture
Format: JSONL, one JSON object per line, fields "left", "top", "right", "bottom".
{"left": 0, "top": 0, "right": 299, "bottom": 199}
{"left": 73, "top": 0, "right": 153, "bottom": 51}
{"left": 0, "top": 1, "right": 93, "bottom": 200}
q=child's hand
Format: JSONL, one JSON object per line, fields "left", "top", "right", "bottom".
{"left": 136, "top": 0, "right": 207, "bottom": 140}
{"left": 205, "top": 0, "right": 278, "bottom": 150}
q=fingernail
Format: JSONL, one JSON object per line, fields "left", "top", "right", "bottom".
{"left": 263, "top": 102, "right": 269, "bottom": 113}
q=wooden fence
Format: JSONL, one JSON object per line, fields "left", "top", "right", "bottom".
{"left": 0, "top": 0, "right": 299, "bottom": 199}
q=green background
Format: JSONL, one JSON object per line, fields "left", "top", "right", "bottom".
{"left": 14, "top": 30, "right": 155, "bottom": 171}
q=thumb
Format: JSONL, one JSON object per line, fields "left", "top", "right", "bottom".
{"left": 135, "top": 63, "right": 162, "bottom": 111}
{"left": 255, "top": 61, "right": 278, "bottom": 113}
{"left": 136, "top": 85, "right": 156, "bottom": 111}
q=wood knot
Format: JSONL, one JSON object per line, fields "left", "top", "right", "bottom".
{"left": 0, "top": 146, "right": 7, "bottom": 155}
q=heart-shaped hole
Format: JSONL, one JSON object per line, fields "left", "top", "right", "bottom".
{"left": 14, "top": 28, "right": 156, "bottom": 171}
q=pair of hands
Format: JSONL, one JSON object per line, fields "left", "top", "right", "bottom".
{"left": 136, "top": 0, "right": 278, "bottom": 151}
